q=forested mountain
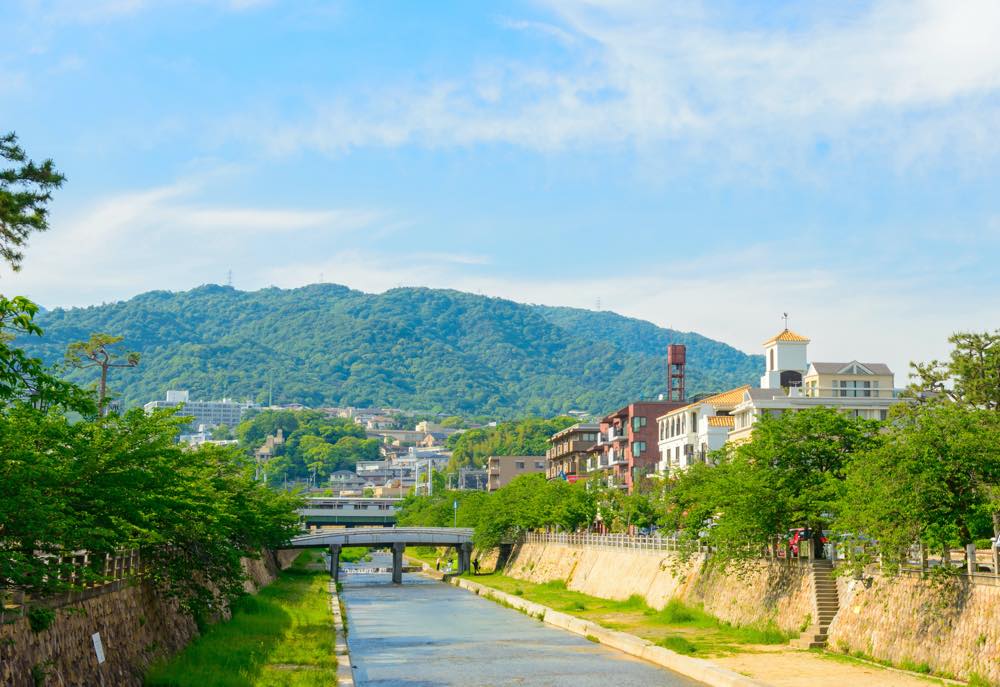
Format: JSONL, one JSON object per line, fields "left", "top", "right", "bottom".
{"left": 25, "top": 284, "right": 762, "bottom": 417}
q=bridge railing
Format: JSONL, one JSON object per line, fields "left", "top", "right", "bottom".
{"left": 1, "top": 549, "right": 142, "bottom": 624}
{"left": 523, "top": 531, "right": 686, "bottom": 553}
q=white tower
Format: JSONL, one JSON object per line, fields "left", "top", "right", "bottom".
{"left": 760, "top": 329, "right": 810, "bottom": 390}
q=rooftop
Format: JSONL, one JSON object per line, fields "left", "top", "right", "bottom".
{"left": 658, "top": 385, "right": 751, "bottom": 418}
{"left": 762, "top": 328, "right": 811, "bottom": 345}
{"left": 707, "top": 415, "right": 735, "bottom": 428}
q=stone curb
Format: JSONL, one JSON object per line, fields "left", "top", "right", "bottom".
{"left": 329, "top": 581, "right": 354, "bottom": 687}
{"left": 427, "top": 568, "right": 770, "bottom": 687}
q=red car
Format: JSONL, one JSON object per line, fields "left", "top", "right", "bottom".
{"left": 788, "top": 528, "right": 828, "bottom": 556}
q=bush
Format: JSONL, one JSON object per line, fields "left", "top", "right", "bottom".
{"left": 27, "top": 607, "right": 55, "bottom": 633}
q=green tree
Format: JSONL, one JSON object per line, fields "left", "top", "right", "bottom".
{"left": 0, "top": 132, "right": 65, "bottom": 272}
{"left": 65, "top": 333, "right": 140, "bottom": 415}
{"left": 837, "top": 403, "right": 1000, "bottom": 572}
{"left": 909, "top": 330, "right": 1000, "bottom": 410}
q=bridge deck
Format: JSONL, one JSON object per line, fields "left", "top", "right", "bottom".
{"left": 289, "top": 526, "right": 474, "bottom": 548}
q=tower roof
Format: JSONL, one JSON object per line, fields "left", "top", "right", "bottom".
{"left": 763, "top": 328, "right": 810, "bottom": 346}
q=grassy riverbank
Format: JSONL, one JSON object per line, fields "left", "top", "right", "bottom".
{"left": 145, "top": 551, "right": 336, "bottom": 687}
{"left": 461, "top": 572, "right": 793, "bottom": 657}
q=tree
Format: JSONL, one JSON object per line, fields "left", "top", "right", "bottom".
{"left": 837, "top": 403, "right": 1000, "bottom": 572}
{"left": 909, "top": 330, "right": 1000, "bottom": 410}
{"left": 0, "top": 132, "right": 65, "bottom": 272}
{"left": 65, "top": 333, "right": 140, "bottom": 415}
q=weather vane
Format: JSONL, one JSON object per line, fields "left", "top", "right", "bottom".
{"left": 782, "top": 312, "right": 789, "bottom": 329}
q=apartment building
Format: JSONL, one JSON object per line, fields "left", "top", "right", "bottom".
{"left": 486, "top": 455, "right": 547, "bottom": 491}
{"left": 656, "top": 386, "right": 748, "bottom": 474}
{"left": 144, "top": 389, "right": 256, "bottom": 431}
{"left": 588, "top": 400, "right": 684, "bottom": 491}
{"left": 546, "top": 423, "right": 599, "bottom": 481}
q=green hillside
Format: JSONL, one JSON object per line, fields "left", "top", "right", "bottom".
{"left": 25, "top": 284, "right": 762, "bottom": 417}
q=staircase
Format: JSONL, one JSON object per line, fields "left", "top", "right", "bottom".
{"left": 795, "top": 559, "right": 840, "bottom": 649}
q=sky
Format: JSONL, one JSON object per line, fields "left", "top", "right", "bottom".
{"left": 2, "top": 0, "right": 1000, "bottom": 382}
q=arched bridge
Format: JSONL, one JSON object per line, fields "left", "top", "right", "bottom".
{"left": 288, "top": 527, "right": 475, "bottom": 583}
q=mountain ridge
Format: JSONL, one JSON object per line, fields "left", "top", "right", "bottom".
{"left": 24, "top": 283, "right": 763, "bottom": 417}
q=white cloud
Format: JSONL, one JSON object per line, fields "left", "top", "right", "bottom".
{"left": 0, "top": 178, "right": 384, "bottom": 306}
{"left": 228, "top": 0, "right": 1000, "bottom": 171}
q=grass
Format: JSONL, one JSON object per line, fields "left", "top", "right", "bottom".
{"left": 339, "top": 547, "right": 370, "bottom": 564}
{"left": 145, "top": 551, "right": 336, "bottom": 687}
{"left": 466, "top": 572, "right": 794, "bottom": 657}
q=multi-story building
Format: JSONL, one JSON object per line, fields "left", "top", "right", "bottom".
{"left": 588, "top": 400, "right": 684, "bottom": 491}
{"left": 546, "top": 423, "right": 599, "bottom": 481}
{"left": 656, "top": 386, "right": 748, "bottom": 474}
{"left": 486, "top": 455, "right": 547, "bottom": 492}
{"left": 144, "top": 389, "right": 257, "bottom": 431}
{"left": 726, "top": 328, "right": 901, "bottom": 443}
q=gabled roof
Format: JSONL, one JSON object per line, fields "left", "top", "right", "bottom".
{"left": 810, "top": 361, "right": 893, "bottom": 376}
{"left": 763, "top": 328, "right": 811, "bottom": 345}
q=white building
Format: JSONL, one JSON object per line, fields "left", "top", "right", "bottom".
{"left": 656, "top": 386, "right": 748, "bottom": 474}
{"left": 144, "top": 389, "right": 257, "bottom": 430}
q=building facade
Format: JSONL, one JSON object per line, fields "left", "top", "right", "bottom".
{"left": 486, "top": 455, "right": 547, "bottom": 491}
{"left": 546, "top": 423, "right": 599, "bottom": 481}
{"left": 588, "top": 401, "right": 684, "bottom": 491}
{"left": 144, "top": 389, "right": 257, "bottom": 430}
{"left": 656, "top": 386, "right": 748, "bottom": 474}
{"left": 727, "top": 328, "right": 901, "bottom": 443}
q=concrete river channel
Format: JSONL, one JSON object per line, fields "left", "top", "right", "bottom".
{"left": 339, "top": 552, "right": 703, "bottom": 686}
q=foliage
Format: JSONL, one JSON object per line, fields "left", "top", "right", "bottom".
{"left": 26, "top": 607, "right": 55, "bottom": 633}
{"left": 837, "top": 403, "right": 1000, "bottom": 571}
{"left": 0, "top": 405, "right": 302, "bottom": 614}
{"left": 446, "top": 416, "right": 576, "bottom": 469}
{"left": 235, "top": 409, "right": 378, "bottom": 485}
{"left": 398, "top": 473, "right": 597, "bottom": 549}
{"left": 664, "top": 407, "right": 882, "bottom": 569}
{"left": 145, "top": 551, "right": 337, "bottom": 687}
{"left": 65, "top": 333, "right": 140, "bottom": 414}
{"left": 25, "top": 284, "right": 762, "bottom": 416}
{"left": 0, "top": 132, "right": 65, "bottom": 272}
{"left": 908, "top": 330, "right": 1000, "bottom": 410}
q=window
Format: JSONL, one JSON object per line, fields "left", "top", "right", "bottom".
{"left": 632, "top": 416, "right": 647, "bottom": 431}
{"left": 515, "top": 461, "right": 525, "bottom": 469}
{"left": 879, "top": 409, "right": 888, "bottom": 421}
{"left": 633, "top": 441, "right": 645, "bottom": 456}
{"left": 769, "top": 348, "right": 775, "bottom": 370}
{"left": 535, "top": 461, "right": 545, "bottom": 469}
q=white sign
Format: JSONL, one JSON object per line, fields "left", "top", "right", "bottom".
{"left": 92, "top": 632, "right": 105, "bottom": 664}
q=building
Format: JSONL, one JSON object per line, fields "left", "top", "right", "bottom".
{"left": 588, "top": 400, "right": 685, "bottom": 491}
{"left": 656, "top": 386, "right": 749, "bottom": 474}
{"left": 726, "top": 328, "right": 901, "bottom": 443}
{"left": 546, "top": 423, "right": 599, "bottom": 481}
{"left": 486, "top": 455, "right": 547, "bottom": 491}
{"left": 144, "top": 389, "right": 256, "bottom": 431}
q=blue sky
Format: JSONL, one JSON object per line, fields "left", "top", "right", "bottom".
{"left": 2, "top": 0, "right": 999, "bottom": 380}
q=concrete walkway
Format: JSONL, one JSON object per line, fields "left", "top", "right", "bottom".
{"left": 701, "top": 644, "right": 947, "bottom": 687}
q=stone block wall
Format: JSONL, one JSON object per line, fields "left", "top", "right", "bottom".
{"left": 502, "top": 541, "right": 813, "bottom": 633}
{"left": 828, "top": 573, "right": 1000, "bottom": 684}
{"left": 0, "top": 550, "right": 287, "bottom": 687}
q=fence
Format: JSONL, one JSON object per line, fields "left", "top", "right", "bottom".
{"left": 1, "top": 549, "right": 142, "bottom": 625}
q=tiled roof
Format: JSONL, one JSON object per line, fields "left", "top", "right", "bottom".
{"left": 707, "top": 416, "right": 735, "bottom": 428}
{"left": 657, "top": 385, "right": 751, "bottom": 419}
{"left": 763, "top": 328, "right": 810, "bottom": 345}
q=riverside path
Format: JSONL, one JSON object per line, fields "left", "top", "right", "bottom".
{"left": 339, "top": 552, "right": 703, "bottom": 687}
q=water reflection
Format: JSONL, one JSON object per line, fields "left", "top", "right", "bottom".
{"left": 340, "top": 552, "right": 702, "bottom": 687}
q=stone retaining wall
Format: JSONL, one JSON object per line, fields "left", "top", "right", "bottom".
{"left": 504, "top": 541, "right": 813, "bottom": 633}
{"left": 828, "top": 573, "right": 1000, "bottom": 684}
{"left": 0, "top": 550, "right": 293, "bottom": 687}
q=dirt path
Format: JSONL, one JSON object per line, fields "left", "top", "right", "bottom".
{"left": 714, "top": 646, "right": 948, "bottom": 687}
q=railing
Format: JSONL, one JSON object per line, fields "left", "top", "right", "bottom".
{"left": 1, "top": 549, "right": 142, "bottom": 624}
{"left": 524, "top": 531, "right": 687, "bottom": 553}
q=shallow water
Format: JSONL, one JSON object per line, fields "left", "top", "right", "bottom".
{"left": 340, "top": 552, "right": 703, "bottom": 687}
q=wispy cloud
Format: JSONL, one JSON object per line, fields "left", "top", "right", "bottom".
{"left": 225, "top": 0, "right": 1000, "bottom": 172}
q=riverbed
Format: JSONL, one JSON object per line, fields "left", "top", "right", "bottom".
{"left": 340, "top": 553, "right": 703, "bottom": 686}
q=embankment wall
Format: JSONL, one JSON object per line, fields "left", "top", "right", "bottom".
{"left": 828, "top": 573, "right": 1000, "bottom": 684}
{"left": 0, "top": 550, "right": 296, "bottom": 687}
{"left": 503, "top": 541, "right": 813, "bottom": 633}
